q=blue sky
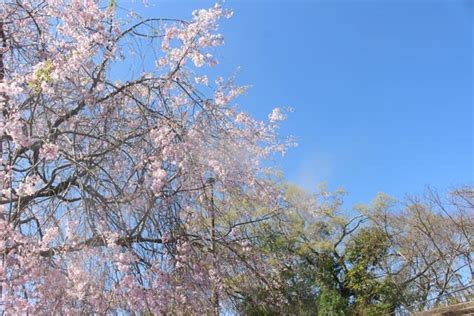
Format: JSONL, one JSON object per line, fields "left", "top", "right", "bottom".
{"left": 134, "top": 0, "right": 472, "bottom": 206}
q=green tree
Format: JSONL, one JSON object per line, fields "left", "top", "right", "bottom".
{"left": 234, "top": 185, "right": 473, "bottom": 315}
{"left": 344, "top": 227, "right": 400, "bottom": 314}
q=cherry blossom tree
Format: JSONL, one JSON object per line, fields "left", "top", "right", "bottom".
{"left": 0, "top": 1, "right": 292, "bottom": 313}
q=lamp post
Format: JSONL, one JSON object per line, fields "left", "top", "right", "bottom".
{"left": 206, "top": 177, "right": 219, "bottom": 315}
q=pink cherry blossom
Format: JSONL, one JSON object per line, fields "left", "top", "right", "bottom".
{"left": 40, "top": 143, "right": 59, "bottom": 160}
{"left": 0, "top": 1, "right": 291, "bottom": 313}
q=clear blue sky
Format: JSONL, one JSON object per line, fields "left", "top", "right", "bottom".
{"left": 135, "top": 0, "right": 472, "bottom": 205}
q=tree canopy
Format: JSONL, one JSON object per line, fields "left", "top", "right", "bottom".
{"left": 0, "top": 1, "right": 471, "bottom": 315}
{"left": 238, "top": 185, "right": 473, "bottom": 315}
